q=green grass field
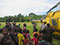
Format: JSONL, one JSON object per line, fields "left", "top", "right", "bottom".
{"left": 0, "top": 22, "right": 60, "bottom": 45}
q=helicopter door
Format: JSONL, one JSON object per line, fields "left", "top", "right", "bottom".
{"left": 51, "top": 19, "right": 57, "bottom": 26}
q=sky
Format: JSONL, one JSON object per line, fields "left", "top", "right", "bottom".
{"left": 0, "top": 0, "right": 60, "bottom": 17}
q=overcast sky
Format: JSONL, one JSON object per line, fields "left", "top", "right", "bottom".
{"left": 0, "top": 0, "right": 60, "bottom": 17}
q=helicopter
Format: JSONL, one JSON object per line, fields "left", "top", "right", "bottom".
{"left": 41, "top": 2, "right": 60, "bottom": 40}
{"left": 31, "top": 2, "right": 60, "bottom": 40}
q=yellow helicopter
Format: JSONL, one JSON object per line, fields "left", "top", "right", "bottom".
{"left": 42, "top": 2, "right": 60, "bottom": 39}
{"left": 31, "top": 2, "right": 60, "bottom": 39}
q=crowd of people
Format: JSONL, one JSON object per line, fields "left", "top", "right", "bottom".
{"left": 0, "top": 21, "right": 55, "bottom": 45}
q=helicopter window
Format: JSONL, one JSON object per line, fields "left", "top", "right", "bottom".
{"left": 52, "top": 19, "right": 57, "bottom": 26}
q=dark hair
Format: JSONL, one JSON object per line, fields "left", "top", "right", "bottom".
{"left": 34, "top": 29, "right": 38, "bottom": 32}
{"left": 34, "top": 22, "right": 35, "bottom": 24}
{"left": 34, "top": 33, "right": 38, "bottom": 38}
{"left": 44, "top": 21, "right": 46, "bottom": 24}
{"left": 39, "top": 30, "right": 42, "bottom": 33}
{"left": 23, "top": 24, "right": 26, "bottom": 27}
{"left": 0, "top": 29, "right": 3, "bottom": 32}
{"left": 26, "top": 30, "right": 29, "bottom": 33}
{"left": 2, "top": 27, "right": 8, "bottom": 32}
{"left": 41, "top": 20, "right": 43, "bottom": 22}
{"left": 6, "top": 22, "right": 9, "bottom": 24}
{"left": 47, "top": 23, "right": 50, "bottom": 27}
{"left": 19, "top": 29, "right": 22, "bottom": 33}
{"left": 23, "top": 30, "right": 26, "bottom": 33}
{"left": 16, "top": 25, "right": 18, "bottom": 27}
{"left": 19, "top": 24, "right": 20, "bottom": 25}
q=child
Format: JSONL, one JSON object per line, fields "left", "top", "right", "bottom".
{"left": 26, "top": 30, "right": 30, "bottom": 38}
{"left": 23, "top": 30, "right": 26, "bottom": 39}
{"left": 17, "top": 29, "right": 25, "bottom": 45}
{"left": 23, "top": 23, "right": 26, "bottom": 30}
{"left": 26, "top": 31, "right": 33, "bottom": 45}
{"left": 33, "top": 29, "right": 39, "bottom": 37}
{"left": 27, "top": 35, "right": 33, "bottom": 45}
{"left": 32, "top": 33, "right": 38, "bottom": 45}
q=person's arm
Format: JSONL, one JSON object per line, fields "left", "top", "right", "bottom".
{"left": 51, "top": 27, "right": 55, "bottom": 33}
{"left": 39, "top": 24, "right": 43, "bottom": 28}
{"left": 10, "top": 33, "right": 17, "bottom": 44}
{"left": 39, "top": 25, "right": 41, "bottom": 28}
{"left": 22, "top": 35, "right": 25, "bottom": 45}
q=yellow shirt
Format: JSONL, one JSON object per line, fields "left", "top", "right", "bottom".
{"left": 17, "top": 33, "right": 25, "bottom": 45}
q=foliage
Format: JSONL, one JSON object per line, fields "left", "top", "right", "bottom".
{"left": 0, "top": 13, "right": 44, "bottom": 22}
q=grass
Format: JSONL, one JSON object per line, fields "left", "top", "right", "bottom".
{"left": 0, "top": 22, "right": 60, "bottom": 45}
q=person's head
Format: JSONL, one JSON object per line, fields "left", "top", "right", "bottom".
{"left": 23, "top": 23, "right": 26, "bottom": 27}
{"left": 34, "top": 22, "right": 35, "bottom": 24}
{"left": 47, "top": 23, "right": 50, "bottom": 27}
{"left": 0, "top": 24, "right": 1, "bottom": 25}
{"left": 44, "top": 21, "right": 46, "bottom": 24}
{"left": 19, "top": 24, "right": 20, "bottom": 26}
{"left": 6, "top": 22, "right": 10, "bottom": 27}
{"left": 16, "top": 25, "right": 20, "bottom": 29}
{"left": 34, "top": 29, "right": 38, "bottom": 32}
{"left": 23, "top": 30, "right": 26, "bottom": 33}
{"left": 34, "top": 33, "right": 38, "bottom": 38}
{"left": 26, "top": 30, "right": 29, "bottom": 33}
{"left": 12, "top": 21, "right": 16, "bottom": 26}
{"left": 41, "top": 20, "right": 43, "bottom": 22}
{"left": 39, "top": 30, "right": 42, "bottom": 33}
{"left": 2, "top": 27, "right": 8, "bottom": 35}
{"left": 13, "top": 31, "right": 17, "bottom": 35}
{"left": 19, "top": 29, "right": 22, "bottom": 33}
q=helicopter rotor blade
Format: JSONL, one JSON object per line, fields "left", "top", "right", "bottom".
{"left": 47, "top": 2, "right": 60, "bottom": 14}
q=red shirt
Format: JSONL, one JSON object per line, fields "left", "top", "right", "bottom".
{"left": 26, "top": 33, "right": 30, "bottom": 38}
{"left": 24, "top": 39, "right": 28, "bottom": 45}
{"left": 32, "top": 37, "right": 38, "bottom": 45}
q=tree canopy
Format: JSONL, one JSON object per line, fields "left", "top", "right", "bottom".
{"left": 0, "top": 13, "right": 45, "bottom": 22}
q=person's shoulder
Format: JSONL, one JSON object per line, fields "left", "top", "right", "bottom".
{"left": 17, "top": 33, "right": 21, "bottom": 36}
{"left": 18, "top": 33, "right": 23, "bottom": 35}
{"left": 17, "top": 33, "right": 20, "bottom": 35}
{"left": 17, "top": 33, "right": 24, "bottom": 37}
{"left": 32, "top": 37, "right": 35, "bottom": 40}
{"left": 20, "top": 33, "right": 24, "bottom": 37}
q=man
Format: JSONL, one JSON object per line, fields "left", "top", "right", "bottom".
{"left": 33, "top": 29, "right": 39, "bottom": 37}
{"left": 44, "top": 23, "right": 55, "bottom": 45}
{"left": 32, "top": 22, "right": 36, "bottom": 32}
{"left": 0, "top": 27, "right": 13, "bottom": 45}
{"left": 17, "top": 29, "right": 25, "bottom": 45}
{"left": 4, "top": 22, "right": 13, "bottom": 35}
{"left": 39, "top": 21, "right": 47, "bottom": 30}
{"left": 32, "top": 33, "right": 38, "bottom": 45}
